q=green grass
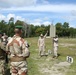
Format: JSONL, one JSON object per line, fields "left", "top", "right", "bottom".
{"left": 25, "top": 37, "right": 76, "bottom": 75}
{"left": 58, "top": 38, "right": 76, "bottom": 75}
{"left": 5, "top": 37, "right": 76, "bottom": 75}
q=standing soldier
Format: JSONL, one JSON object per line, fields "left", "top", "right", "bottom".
{"left": 1, "top": 33, "right": 8, "bottom": 63}
{"left": 53, "top": 35, "right": 58, "bottom": 58}
{"left": 2, "top": 33, "right": 8, "bottom": 46}
{"left": 0, "top": 32, "right": 5, "bottom": 75}
{"left": 6, "top": 25, "right": 30, "bottom": 75}
{"left": 38, "top": 31, "right": 48, "bottom": 57}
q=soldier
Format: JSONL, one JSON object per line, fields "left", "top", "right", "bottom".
{"left": 53, "top": 35, "right": 58, "bottom": 58}
{"left": 0, "top": 32, "right": 5, "bottom": 75}
{"left": 1, "top": 33, "right": 8, "bottom": 63}
{"left": 2, "top": 33, "right": 8, "bottom": 44}
{"left": 38, "top": 31, "right": 48, "bottom": 57}
{"left": 6, "top": 25, "right": 30, "bottom": 75}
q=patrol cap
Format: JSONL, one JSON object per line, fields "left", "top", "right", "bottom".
{"left": 15, "top": 25, "right": 23, "bottom": 30}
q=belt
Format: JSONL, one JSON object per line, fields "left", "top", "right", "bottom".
{"left": 10, "top": 56, "right": 26, "bottom": 62}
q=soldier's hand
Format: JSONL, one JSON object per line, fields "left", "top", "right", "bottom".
{"left": 12, "top": 68, "right": 18, "bottom": 74}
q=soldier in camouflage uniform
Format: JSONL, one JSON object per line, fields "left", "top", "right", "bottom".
{"left": 6, "top": 25, "right": 30, "bottom": 75}
{"left": 1, "top": 33, "right": 8, "bottom": 64}
{"left": 38, "top": 31, "right": 48, "bottom": 56}
{"left": 0, "top": 32, "right": 5, "bottom": 75}
{"left": 53, "top": 35, "right": 58, "bottom": 58}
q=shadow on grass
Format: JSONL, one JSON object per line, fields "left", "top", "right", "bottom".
{"left": 57, "top": 53, "right": 61, "bottom": 57}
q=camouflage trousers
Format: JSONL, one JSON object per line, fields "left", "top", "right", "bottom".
{"left": 0, "top": 60, "right": 5, "bottom": 75}
{"left": 39, "top": 46, "right": 45, "bottom": 56}
{"left": 10, "top": 61, "right": 28, "bottom": 75}
{"left": 53, "top": 46, "right": 58, "bottom": 57}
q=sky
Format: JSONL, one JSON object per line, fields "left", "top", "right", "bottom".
{"left": 0, "top": 0, "right": 76, "bottom": 28}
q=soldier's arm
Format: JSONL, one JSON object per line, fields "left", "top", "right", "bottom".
{"left": 23, "top": 47, "right": 30, "bottom": 58}
{"left": 44, "top": 31, "right": 48, "bottom": 38}
{"left": 6, "top": 38, "right": 13, "bottom": 54}
{"left": 21, "top": 40, "right": 30, "bottom": 58}
{"left": 53, "top": 38, "right": 58, "bottom": 43}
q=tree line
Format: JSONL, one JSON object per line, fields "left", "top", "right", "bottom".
{"left": 0, "top": 17, "right": 76, "bottom": 38}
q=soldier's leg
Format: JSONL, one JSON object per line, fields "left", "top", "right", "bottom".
{"left": 20, "top": 71, "right": 27, "bottom": 75}
{"left": 18, "top": 67, "right": 28, "bottom": 75}
{"left": 0, "top": 60, "right": 5, "bottom": 75}
{"left": 54, "top": 46, "right": 58, "bottom": 57}
{"left": 11, "top": 69, "right": 18, "bottom": 75}
{"left": 42, "top": 46, "right": 45, "bottom": 55}
{"left": 10, "top": 66, "right": 18, "bottom": 75}
{"left": 39, "top": 46, "right": 42, "bottom": 56}
{"left": 11, "top": 70, "right": 18, "bottom": 75}
{"left": 11, "top": 61, "right": 28, "bottom": 75}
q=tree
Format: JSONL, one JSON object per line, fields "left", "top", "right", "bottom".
{"left": 55, "top": 22, "right": 70, "bottom": 37}
{"left": 0, "top": 19, "right": 76, "bottom": 38}
{"left": 9, "top": 17, "right": 14, "bottom": 23}
{"left": 7, "top": 17, "right": 15, "bottom": 36}
{"left": 0, "top": 20, "right": 8, "bottom": 34}
{"left": 69, "top": 27, "right": 76, "bottom": 38}
{"left": 35, "top": 27, "right": 46, "bottom": 36}
{"left": 15, "top": 20, "right": 24, "bottom": 26}
{"left": 62, "top": 22, "right": 70, "bottom": 37}
{"left": 63, "top": 22, "right": 69, "bottom": 28}
{"left": 55, "top": 23, "right": 63, "bottom": 37}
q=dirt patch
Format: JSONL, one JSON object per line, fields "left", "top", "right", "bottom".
{"left": 39, "top": 61, "right": 71, "bottom": 75}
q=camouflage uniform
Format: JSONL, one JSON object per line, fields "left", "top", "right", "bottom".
{"left": 1, "top": 34, "right": 8, "bottom": 64}
{"left": 6, "top": 26, "right": 30, "bottom": 75}
{"left": 53, "top": 36, "right": 58, "bottom": 57}
{"left": 38, "top": 32, "right": 47, "bottom": 56}
{"left": 0, "top": 34, "right": 5, "bottom": 75}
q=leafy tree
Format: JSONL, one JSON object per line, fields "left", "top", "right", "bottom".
{"left": 55, "top": 23, "right": 63, "bottom": 37}
{"left": 7, "top": 17, "right": 15, "bottom": 36}
{"left": 0, "top": 18, "right": 76, "bottom": 38}
{"left": 9, "top": 17, "right": 14, "bottom": 23}
{"left": 69, "top": 27, "right": 76, "bottom": 38}
{"left": 63, "top": 22, "right": 69, "bottom": 28}
{"left": 15, "top": 20, "right": 24, "bottom": 26}
{"left": 62, "top": 22, "right": 70, "bottom": 37}
{"left": 35, "top": 27, "right": 46, "bottom": 36}
{"left": 0, "top": 20, "right": 8, "bottom": 34}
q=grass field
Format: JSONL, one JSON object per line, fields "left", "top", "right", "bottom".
{"left": 25, "top": 37, "right": 76, "bottom": 75}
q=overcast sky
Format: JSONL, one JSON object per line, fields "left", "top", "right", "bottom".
{"left": 0, "top": 0, "right": 76, "bottom": 27}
